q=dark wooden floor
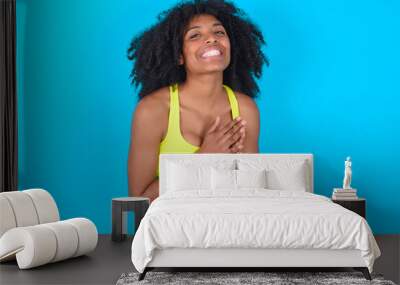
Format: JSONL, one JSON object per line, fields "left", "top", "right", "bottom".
{"left": 374, "top": 235, "right": 400, "bottom": 284}
{"left": 0, "top": 235, "right": 134, "bottom": 285}
{"left": 0, "top": 235, "right": 399, "bottom": 285}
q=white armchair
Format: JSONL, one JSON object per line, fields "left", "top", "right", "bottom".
{"left": 0, "top": 189, "right": 98, "bottom": 269}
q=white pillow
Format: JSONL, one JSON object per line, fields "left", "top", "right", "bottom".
{"left": 211, "top": 168, "right": 268, "bottom": 190}
{"left": 236, "top": 169, "right": 267, "bottom": 188}
{"left": 211, "top": 168, "right": 237, "bottom": 190}
{"left": 167, "top": 162, "right": 212, "bottom": 191}
{"left": 266, "top": 166, "right": 307, "bottom": 191}
{"left": 237, "top": 159, "right": 308, "bottom": 191}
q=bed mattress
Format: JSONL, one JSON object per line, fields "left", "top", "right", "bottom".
{"left": 131, "top": 189, "right": 380, "bottom": 273}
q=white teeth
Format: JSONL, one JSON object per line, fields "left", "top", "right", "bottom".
{"left": 202, "top": 49, "right": 221, "bottom": 58}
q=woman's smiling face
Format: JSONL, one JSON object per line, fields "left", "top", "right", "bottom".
{"left": 181, "top": 14, "right": 231, "bottom": 75}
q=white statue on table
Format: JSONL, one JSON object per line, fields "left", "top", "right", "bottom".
{"left": 342, "top": 156, "right": 352, "bottom": 189}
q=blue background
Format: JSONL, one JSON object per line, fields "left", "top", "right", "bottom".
{"left": 16, "top": 0, "right": 400, "bottom": 234}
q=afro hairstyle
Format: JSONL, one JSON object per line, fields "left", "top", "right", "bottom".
{"left": 127, "top": 0, "right": 269, "bottom": 99}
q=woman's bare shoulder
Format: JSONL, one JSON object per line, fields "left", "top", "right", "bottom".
{"left": 133, "top": 87, "right": 170, "bottom": 125}
{"left": 234, "top": 92, "right": 259, "bottom": 113}
{"left": 234, "top": 92, "right": 260, "bottom": 153}
{"left": 131, "top": 87, "right": 170, "bottom": 141}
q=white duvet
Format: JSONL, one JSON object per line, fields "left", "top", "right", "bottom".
{"left": 131, "top": 189, "right": 381, "bottom": 273}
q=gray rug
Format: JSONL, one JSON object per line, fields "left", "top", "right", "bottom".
{"left": 116, "top": 271, "right": 396, "bottom": 285}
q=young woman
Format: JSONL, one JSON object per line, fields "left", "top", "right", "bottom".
{"left": 127, "top": 0, "right": 268, "bottom": 202}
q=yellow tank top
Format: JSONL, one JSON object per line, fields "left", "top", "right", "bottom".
{"left": 156, "top": 83, "right": 240, "bottom": 177}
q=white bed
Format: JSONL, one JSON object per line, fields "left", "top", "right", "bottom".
{"left": 131, "top": 153, "right": 380, "bottom": 281}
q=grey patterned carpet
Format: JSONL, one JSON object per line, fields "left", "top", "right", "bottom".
{"left": 116, "top": 271, "right": 396, "bottom": 285}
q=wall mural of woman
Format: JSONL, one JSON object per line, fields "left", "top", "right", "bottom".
{"left": 127, "top": 0, "right": 268, "bottom": 202}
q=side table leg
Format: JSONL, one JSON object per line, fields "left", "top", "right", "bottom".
{"left": 112, "top": 202, "right": 123, "bottom": 241}
{"left": 134, "top": 202, "right": 149, "bottom": 235}
{"left": 122, "top": 211, "right": 127, "bottom": 238}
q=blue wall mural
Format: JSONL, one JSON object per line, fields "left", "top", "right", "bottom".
{"left": 17, "top": 0, "right": 400, "bottom": 234}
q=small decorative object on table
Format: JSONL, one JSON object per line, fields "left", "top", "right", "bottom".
{"left": 332, "top": 188, "right": 358, "bottom": 200}
{"left": 332, "top": 156, "right": 366, "bottom": 218}
{"left": 112, "top": 197, "right": 150, "bottom": 242}
{"left": 342, "top": 156, "right": 352, "bottom": 190}
{"left": 332, "top": 156, "right": 358, "bottom": 200}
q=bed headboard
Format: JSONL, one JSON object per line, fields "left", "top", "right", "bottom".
{"left": 159, "top": 153, "right": 314, "bottom": 195}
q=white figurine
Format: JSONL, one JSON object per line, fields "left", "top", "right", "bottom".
{"left": 342, "top": 156, "right": 352, "bottom": 189}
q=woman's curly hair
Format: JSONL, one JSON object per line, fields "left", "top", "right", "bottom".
{"left": 127, "top": 0, "right": 269, "bottom": 99}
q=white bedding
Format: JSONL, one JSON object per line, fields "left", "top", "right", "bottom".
{"left": 131, "top": 189, "right": 380, "bottom": 273}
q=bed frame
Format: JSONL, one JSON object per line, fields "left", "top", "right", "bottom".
{"left": 138, "top": 153, "right": 371, "bottom": 281}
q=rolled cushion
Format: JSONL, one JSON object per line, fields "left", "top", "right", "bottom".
{"left": 0, "top": 218, "right": 97, "bottom": 269}
{"left": 23, "top": 189, "right": 59, "bottom": 224}
{"left": 0, "top": 196, "right": 17, "bottom": 237}
{"left": 0, "top": 189, "right": 59, "bottom": 238}
{"left": 63, "top": 218, "right": 98, "bottom": 257}
{"left": 0, "top": 225, "right": 57, "bottom": 268}
{"left": 0, "top": 191, "right": 39, "bottom": 227}
{"left": 41, "top": 221, "right": 79, "bottom": 262}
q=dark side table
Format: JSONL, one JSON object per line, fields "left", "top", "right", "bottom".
{"left": 112, "top": 197, "right": 150, "bottom": 242}
{"left": 332, "top": 198, "right": 366, "bottom": 219}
